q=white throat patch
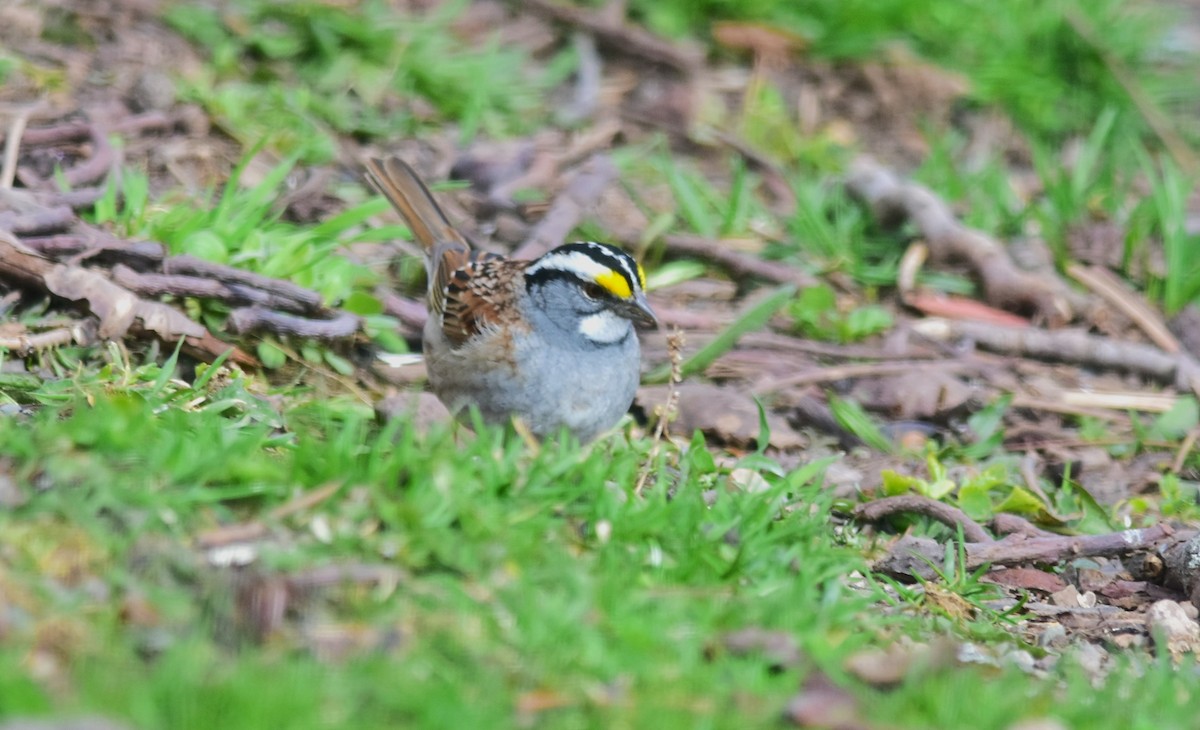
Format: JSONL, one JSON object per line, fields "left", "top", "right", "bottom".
{"left": 578, "top": 309, "right": 629, "bottom": 344}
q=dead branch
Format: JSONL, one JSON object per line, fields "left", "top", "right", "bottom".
{"left": 0, "top": 230, "right": 254, "bottom": 365}
{"left": 512, "top": 154, "right": 617, "bottom": 260}
{"left": 914, "top": 317, "right": 1200, "bottom": 396}
{"left": 58, "top": 123, "right": 116, "bottom": 188}
{"left": 11, "top": 111, "right": 177, "bottom": 147}
{"left": 661, "top": 233, "right": 818, "bottom": 289}
{"left": 854, "top": 494, "right": 993, "bottom": 543}
{"left": 871, "top": 523, "right": 1174, "bottom": 582}
{"left": 25, "top": 234, "right": 166, "bottom": 269}
{"left": 522, "top": 0, "right": 704, "bottom": 74}
{"left": 1161, "top": 532, "right": 1200, "bottom": 611}
{"left": 112, "top": 264, "right": 238, "bottom": 300}
{"left": 227, "top": 306, "right": 360, "bottom": 340}
{"left": 0, "top": 205, "right": 75, "bottom": 236}
{"left": 164, "top": 254, "right": 325, "bottom": 314}
{"left": 846, "top": 156, "right": 1075, "bottom": 325}
{"left": 990, "top": 513, "right": 1059, "bottom": 539}
{"left": 754, "top": 359, "right": 978, "bottom": 395}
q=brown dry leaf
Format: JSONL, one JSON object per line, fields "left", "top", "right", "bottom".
{"left": 904, "top": 291, "right": 1031, "bottom": 327}
{"left": 982, "top": 567, "right": 1068, "bottom": 594}
{"left": 44, "top": 264, "right": 205, "bottom": 340}
{"left": 712, "top": 21, "right": 807, "bottom": 65}
{"left": 843, "top": 639, "right": 958, "bottom": 689}
{"left": 638, "top": 383, "right": 805, "bottom": 450}
{"left": 858, "top": 369, "right": 976, "bottom": 421}
{"left": 783, "top": 671, "right": 870, "bottom": 729}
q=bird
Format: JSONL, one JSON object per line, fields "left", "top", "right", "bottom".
{"left": 364, "top": 156, "right": 657, "bottom": 443}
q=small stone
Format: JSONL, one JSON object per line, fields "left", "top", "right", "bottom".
{"left": 1146, "top": 599, "right": 1200, "bottom": 661}
{"left": 1049, "top": 584, "right": 1081, "bottom": 607}
{"left": 129, "top": 70, "right": 176, "bottom": 112}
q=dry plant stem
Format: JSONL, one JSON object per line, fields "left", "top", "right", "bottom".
{"left": 846, "top": 156, "right": 1073, "bottom": 324}
{"left": 1171, "top": 428, "right": 1200, "bottom": 475}
{"left": 522, "top": 0, "right": 704, "bottom": 74}
{"left": 1066, "top": 262, "right": 1180, "bottom": 353}
{"left": 1, "top": 105, "right": 40, "bottom": 189}
{"left": 914, "top": 317, "right": 1200, "bottom": 395}
{"left": 661, "top": 234, "right": 818, "bottom": 289}
{"left": 853, "top": 494, "right": 992, "bottom": 543}
{"left": 512, "top": 154, "right": 617, "bottom": 260}
{"left": 635, "top": 329, "right": 684, "bottom": 497}
{"left": 0, "top": 320, "right": 94, "bottom": 354}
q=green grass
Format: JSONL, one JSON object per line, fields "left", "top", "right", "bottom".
{"left": 1, "top": 383, "right": 1198, "bottom": 729}
{"left": 165, "top": 0, "right": 549, "bottom": 159}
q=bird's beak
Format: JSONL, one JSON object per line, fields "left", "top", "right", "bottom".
{"left": 618, "top": 292, "right": 658, "bottom": 329}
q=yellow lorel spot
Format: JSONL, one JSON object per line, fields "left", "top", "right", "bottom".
{"left": 594, "top": 269, "right": 633, "bottom": 299}
{"left": 636, "top": 264, "right": 647, "bottom": 290}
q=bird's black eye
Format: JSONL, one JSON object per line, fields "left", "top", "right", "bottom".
{"left": 581, "top": 282, "right": 606, "bottom": 300}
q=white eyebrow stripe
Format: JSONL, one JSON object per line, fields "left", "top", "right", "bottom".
{"left": 526, "top": 242, "right": 642, "bottom": 294}
{"left": 527, "top": 250, "right": 615, "bottom": 281}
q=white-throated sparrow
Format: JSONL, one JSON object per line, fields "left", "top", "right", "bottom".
{"left": 365, "top": 157, "right": 657, "bottom": 442}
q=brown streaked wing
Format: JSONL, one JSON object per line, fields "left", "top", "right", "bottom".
{"left": 436, "top": 250, "right": 530, "bottom": 346}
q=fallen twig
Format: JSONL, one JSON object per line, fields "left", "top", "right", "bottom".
{"left": 522, "top": 0, "right": 704, "bottom": 74}
{"left": 868, "top": 523, "right": 1174, "bottom": 582}
{"left": 854, "top": 494, "right": 993, "bottom": 543}
{"left": 846, "top": 156, "right": 1077, "bottom": 325}
{"left": 10, "top": 111, "right": 177, "bottom": 147}
{"left": 0, "top": 205, "right": 75, "bottom": 236}
{"left": 0, "top": 230, "right": 255, "bottom": 365}
{"left": 754, "top": 359, "right": 977, "bottom": 395}
{"left": 227, "top": 306, "right": 360, "bottom": 340}
{"left": 164, "top": 254, "right": 325, "bottom": 314}
{"left": 914, "top": 317, "right": 1200, "bottom": 396}
{"left": 512, "top": 154, "right": 617, "bottom": 260}
{"left": 660, "top": 233, "right": 817, "bottom": 289}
